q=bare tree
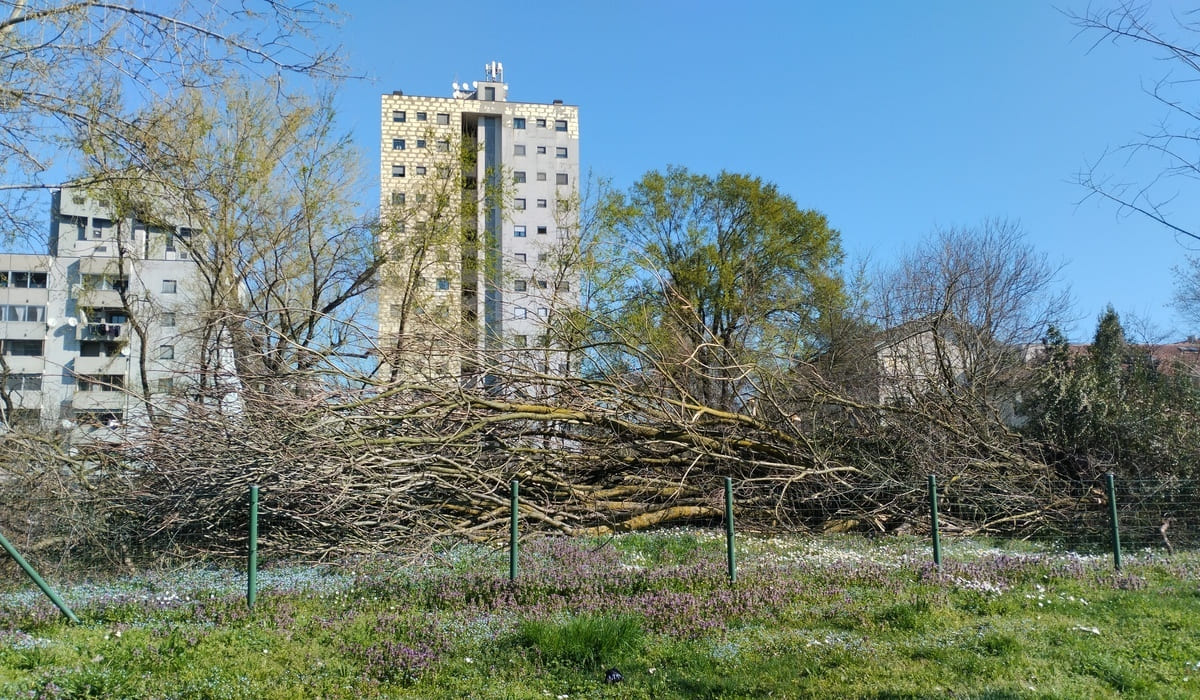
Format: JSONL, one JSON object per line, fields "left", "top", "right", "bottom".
{"left": 872, "top": 220, "right": 1071, "bottom": 410}
{"left": 0, "top": 0, "right": 339, "bottom": 240}
{"left": 1071, "top": 2, "right": 1200, "bottom": 243}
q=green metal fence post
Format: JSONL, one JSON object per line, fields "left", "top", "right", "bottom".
{"left": 928, "top": 475, "right": 942, "bottom": 570}
{"left": 247, "top": 485, "right": 259, "bottom": 610}
{"left": 725, "top": 476, "right": 736, "bottom": 584}
{"left": 1105, "top": 473, "right": 1122, "bottom": 571}
{"left": 509, "top": 479, "right": 519, "bottom": 582}
{"left": 0, "top": 528, "right": 79, "bottom": 624}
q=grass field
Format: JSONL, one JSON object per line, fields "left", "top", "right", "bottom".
{"left": 0, "top": 531, "right": 1197, "bottom": 698}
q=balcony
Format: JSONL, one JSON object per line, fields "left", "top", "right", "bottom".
{"left": 73, "top": 390, "right": 128, "bottom": 411}
{"left": 78, "top": 257, "right": 129, "bottom": 275}
{"left": 77, "top": 322, "right": 126, "bottom": 341}
{"left": 73, "top": 355, "right": 126, "bottom": 375}
{"left": 76, "top": 287, "right": 123, "bottom": 308}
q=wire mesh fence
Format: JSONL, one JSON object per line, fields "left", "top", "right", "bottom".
{"left": 0, "top": 472, "right": 1195, "bottom": 587}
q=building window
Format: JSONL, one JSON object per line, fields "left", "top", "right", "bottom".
{"left": 484, "top": 86, "right": 495, "bottom": 100}
{"left": 161, "top": 312, "right": 176, "bottom": 327}
{"left": 436, "top": 166, "right": 451, "bottom": 179}
{"left": 537, "top": 252, "right": 548, "bottom": 263}
{"left": 513, "top": 334, "right": 527, "bottom": 348}
{"left": 514, "top": 117, "right": 526, "bottom": 129}
{"left": 392, "top": 110, "right": 405, "bottom": 122}
{"left": 514, "top": 225, "right": 526, "bottom": 237}
{"left": 556, "top": 147, "right": 568, "bottom": 158}
{"left": 515, "top": 199, "right": 526, "bottom": 211}
{"left": 77, "top": 374, "right": 124, "bottom": 392}
{"left": 436, "top": 277, "right": 450, "bottom": 291}
{"left": 416, "top": 139, "right": 426, "bottom": 148}
{"left": 555, "top": 119, "right": 568, "bottom": 132}
{"left": 514, "top": 144, "right": 526, "bottom": 156}
{"left": 514, "top": 306, "right": 527, "bottom": 319}
{"left": 537, "top": 280, "right": 549, "bottom": 289}
{"left": 513, "top": 171, "right": 526, "bottom": 184}
{"left": 392, "top": 164, "right": 405, "bottom": 177}
{"left": 159, "top": 345, "right": 174, "bottom": 360}
{"left": 558, "top": 227, "right": 569, "bottom": 237}
{"left": 537, "top": 334, "right": 549, "bottom": 347}
{"left": 415, "top": 194, "right": 426, "bottom": 203}
{"left": 162, "top": 279, "right": 177, "bottom": 294}
{"left": 415, "top": 166, "right": 427, "bottom": 175}
{"left": 514, "top": 252, "right": 526, "bottom": 263}
{"left": 392, "top": 191, "right": 405, "bottom": 205}
{"left": 537, "top": 172, "right": 547, "bottom": 182}
{"left": 436, "top": 140, "right": 450, "bottom": 152}
{"left": 5, "top": 373, "right": 41, "bottom": 391}
{"left": 556, "top": 173, "right": 569, "bottom": 185}
{"left": 537, "top": 226, "right": 548, "bottom": 235}
{"left": 9, "top": 271, "right": 48, "bottom": 289}
{"left": 538, "top": 307, "right": 549, "bottom": 318}
{"left": 536, "top": 146, "right": 547, "bottom": 155}
{"left": 436, "top": 113, "right": 450, "bottom": 125}
{"left": 514, "top": 279, "right": 527, "bottom": 292}
{"left": 437, "top": 248, "right": 450, "bottom": 262}
{"left": 156, "top": 378, "right": 174, "bottom": 393}
{"left": 536, "top": 199, "right": 547, "bottom": 208}
{"left": 3, "top": 340, "right": 43, "bottom": 357}
{"left": 416, "top": 112, "right": 427, "bottom": 121}
{"left": 536, "top": 118, "right": 547, "bottom": 128}
{"left": 392, "top": 139, "right": 405, "bottom": 150}
{"left": 556, "top": 281, "right": 571, "bottom": 292}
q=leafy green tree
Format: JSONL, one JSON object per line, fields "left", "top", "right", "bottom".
{"left": 592, "top": 166, "right": 844, "bottom": 410}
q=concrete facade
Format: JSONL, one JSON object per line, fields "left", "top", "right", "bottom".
{"left": 0, "top": 187, "right": 202, "bottom": 440}
{"left": 378, "top": 63, "right": 579, "bottom": 383}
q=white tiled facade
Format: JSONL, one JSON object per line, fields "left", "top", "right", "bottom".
{"left": 379, "top": 65, "right": 580, "bottom": 383}
{"left": 0, "top": 187, "right": 201, "bottom": 439}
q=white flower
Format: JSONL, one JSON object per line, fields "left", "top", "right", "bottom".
{"left": 648, "top": 667, "right": 656, "bottom": 675}
{"left": 464, "top": 657, "right": 473, "bottom": 664}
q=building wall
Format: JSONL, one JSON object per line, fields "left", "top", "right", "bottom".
{"left": 378, "top": 70, "right": 580, "bottom": 382}
{"left": 0, "top": 187, "right": 202, "bottom": 441}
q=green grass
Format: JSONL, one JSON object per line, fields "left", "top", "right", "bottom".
{"left": 1, "top": 532, "right": 1198, "bottom": 698}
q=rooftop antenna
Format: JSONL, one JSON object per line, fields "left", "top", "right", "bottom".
{"left": 485, "top": 61, "right": 503, "bottom": 83}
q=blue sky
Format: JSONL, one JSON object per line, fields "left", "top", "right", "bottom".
{"left": 328, "top": 1, "right": 1197, "bottom": 341}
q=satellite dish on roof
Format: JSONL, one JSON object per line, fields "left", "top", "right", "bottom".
{"left": 66, "top": 317, "right": 78, "bottom": 327}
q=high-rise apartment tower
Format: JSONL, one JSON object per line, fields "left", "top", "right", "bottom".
{"left": 379, "top": 63, "right": 579, "bottom": 383}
